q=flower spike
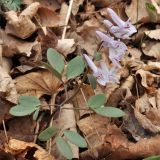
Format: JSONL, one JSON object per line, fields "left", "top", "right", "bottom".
{"left": 105, "top": 8, "right": 137, "bottom": 39}
{"left": 83, "top": 54, "right": 119, "bottom": 86}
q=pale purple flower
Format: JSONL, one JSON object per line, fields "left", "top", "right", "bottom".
{"left": 104, "top": 8, "right": 137, "bottom": 39}
{"left": 83, "top": 54, "right": 119, "bottom": 85}
{"left": 96, "top": 31, "right": 127, "bottom": 67}
{"left": 96, "top": 31, "right": 127, "bottom": 54}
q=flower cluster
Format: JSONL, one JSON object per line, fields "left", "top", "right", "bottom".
{"left": 84, "top": 8, "right": 137, "bottom": 86}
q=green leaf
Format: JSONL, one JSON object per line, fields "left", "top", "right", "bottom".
{"left": 87, "top": 94, "right": 106, "bottom": 109}
{"left": 146, "top": 3, "right": 157, "bottom": 22}
{"left": 9, "top": 105, "right": 37, "bottom": 116}
{"left": 19, "top": 96, "right": 41, "bottom": 107}
{"left": 56, "top": 136, "right": 73, "bottom": 159}
{"left": 64, "top": 130, "right": 87, "bottom": 148}
{"left": 146, "top": 3, "right": 156, "bottom": 11}
{"left": 43, "top": 62, "right": 62, "bottom": 80}
{"left": 1, "top": 0, "right": 21, "bottom": 11}
{"left": 67, "top": 56, "right": 85, "bottom": 79}
{"left": 38, "top": 127, "right": 57, "bottom": 141}
{"left": 33, "top": 108, "right": 39, "bottom": 121}
{"left": 47, "top": 48, "right": 65, "bottom": 74}
{"left": 87, "top": 74, "right": 97, "bottom": 89}
{"left": 94, "top": 106, "right": 125, "bottom": 118}
{"left": 143, "top": 155, "right": 160, "bottom": 160}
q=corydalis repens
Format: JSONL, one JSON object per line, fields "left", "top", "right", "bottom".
{"left": 83, "top": 54, "right": 119, "bottom": 86}
{"left": 104, "top": 8, "right": 137, "bottom": 39}
{"left": 96, "top": 31, "right": 127, "bottom": 68}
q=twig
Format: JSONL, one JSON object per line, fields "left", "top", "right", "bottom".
{"left": 61, "top": 0, "right": 74, "bottom": 39}
{"left": 2, "top": 120, "right": 8, "bottom": 143}
{"left": 48, "top": 94, "right": 56, "bottom": 154}
{"left": 34, "top": 113, "right": 44, "bottom": 143}
{"left": 49, "top": 69, "right": 88, "bottom": 123}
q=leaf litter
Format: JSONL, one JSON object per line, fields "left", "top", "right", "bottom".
{"left": 0, "top": 0, "right": 160, "bottom": 159}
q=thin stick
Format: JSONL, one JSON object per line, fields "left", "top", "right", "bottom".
{"left": 34, "top": 113, "right": 44, "bottom": 143}
{"left": 48, "top": 94, "right": 56, "bottom": 154}
{"left": 2, "top": 120, "right": 8, "bottom": 143}
{"left": 61, "top": 0, "right": 74, "bottom": 39}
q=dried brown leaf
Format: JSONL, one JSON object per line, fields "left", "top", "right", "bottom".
{"left": 37, "top": 7, "right": 60, "bottom": 27}
{"left": 80, "top": 125, "right": 160, "bottom": 160}
{"left": 134, "top": 108, "right": 160, "bottom": 133}
{"left": 142, "top": 41, "right": 160, "bottom": 60}
{"left": 5, "top": 139, "right": 54, "bottom": 160}
{"left": 15, "top": 69, "right": 61, "bottom": 97}
{"left": 0, "top": 66, "right": 18, "bottom": 103}
{"left": 56, "top": 39, "right": 76, "bottom": 56}
{"left": 125, "top": 0, "right": 150, "bottom": 23}
{"left": 145, "top": 29, "right": 160, "bottom": 40}
{"left": 5, "top": 2, "right": 40, "bottom": 39}
{"left": 1, "top": 29, "right": 37, "bottom": 57}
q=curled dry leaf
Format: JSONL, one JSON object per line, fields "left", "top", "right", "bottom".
{"left": 0, "top": 66, "right": 18, "bottom": 104}
{"left": 145, "top": 29, "right": 160, "bottom": 40}
{"left": 156, "top": 89, "right": 160, "bottom": 109}
{"left": 127, "top": 47, "right": 142, "bottom": 60}
{"left": 122, "top": 107, "right": 146, "bottom": 141}
{"left": 134, "top": 94, "right": 160, "bottom": 133}
{"left": 1, "top": 29, "right": 38, "bottom": 57}
{"left": 134, "top": 108, "right": 160, "bottom": 133}
{"left": 77, "top": 114, "right": 110, "bottom": 136}
{"left": 80, "top": 125, "right": 160, "bottom": 160}
{"left": 142, "top": 41, "right": 160, "bottom": 60}
{"left": 136, "top": 69, "right": 158, "bottom": 89}
{"left": 132, "top": 26, "right": 148, "bottom": 43}
{"left": 77, "top": 114, "right": 109, "bottom": 147}
{"left": 32, "top": 0, "right": 60, "bottom": 11}
{"left": 135, "top": 93, "right": 151, "bottom": 113}
{"left": 125, "top": 0, "right": 149, "bottom": 24}
{"left": 37, "top": 6, "right": 60, "bottom": 27}
{"left": 15, "top": 69, "right": 62, "bottom": 97}
{"left": 56, "top": 39, "right": 76, "bottom": 56}
{"left": 52, "top": 103, "right": 79, "bottom": 159}
{"left": 5, "top": 139, "right": 54, "bottom": 160}
{"left": 5, "top": 2, "right": 40, "bottom": 39}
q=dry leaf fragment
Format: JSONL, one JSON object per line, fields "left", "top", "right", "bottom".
{"left": 125, "top": 0, "right": 149, "bottom": 24}
{"left": 135, "top": 93, "right": 151, "bottom": 113}
{"left": 156, "top": 89, "right": 160, "bottom": 109}
{"left": 145, "top": 29, "right": 160, "bottom": 40}
{"left": 136, "top": 69, "right": 158, "bottom": 88}
{"left": 0, "top": 66, "right": 18, "bottom": 104}
{"left": 77, "top": 114, "right": 109, "bottom": 135}
{"left": 1, "top": 29, "right": 38, "bottom": 57}
{"left": 142, "top": 41, "right": 160, "bottom": 60}
{"left": 15, "top": 69, "right": 61, "bottom": 97}
{"left": 134, "top": 108, "right": 160, "bottom": 133}
{"left": 37, "top": 7, "right": 60, "bottom": 27}
{"left": 56, "top": 39, "right": 75, "bottom": 56}
{"left": 5, "top": 139, "right": 54, "bottom": 160}
{"left": 80, "top": 125, "right": 160, "bottom": 160}
{"left": 5, "top": 2, "right": 40, "bottom": 39}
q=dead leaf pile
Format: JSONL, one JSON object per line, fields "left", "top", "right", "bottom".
{"left": 0, "top": 0, "right": 160, "bottom": 160}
